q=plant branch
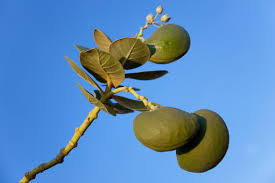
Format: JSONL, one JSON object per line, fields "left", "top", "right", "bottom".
{"left": 19, "top": 86, "right": 157, "bottom": 183}
{"left": 19, "top": 107, "right": 100, "bottom": 183}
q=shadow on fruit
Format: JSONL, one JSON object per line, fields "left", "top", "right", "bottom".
{"left": 176, "top": 114, "right": 207, "bottom": 154}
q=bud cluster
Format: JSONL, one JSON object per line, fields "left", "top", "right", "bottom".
{"left": 145, "top": 5, "right": 171, "bottom": 24}
{"left": 136, "top": 5, "right": 171, "bottom": 40}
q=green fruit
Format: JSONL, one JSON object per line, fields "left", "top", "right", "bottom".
{"left": 176, "top": 109, "right": 229, "bottom": 173}
{"left": 145, "top": 24, "right": 190, "bottom": 64}
{"left": 133, "top": 107, "right": 200, "bottom": 152}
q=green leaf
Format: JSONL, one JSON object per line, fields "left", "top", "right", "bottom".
{"left": 106, "top": 102, "right": 134, "bottom": 114}
{"left": 94, "top": 29, "right": 112, "bottom": 52}
{"left": 76, "top": 82, "right": 116, "bottom": 116}
{"left": 112, "top": 95, "right": 149, "bottom": 111}
{"left": 125, "top": 70, "right": 168, "bottom": 80}
{"left": 75, "top": 45, "right": 107, "bottom": 83}
{"left": 65, "top": 56, "right": 103, "bottom": 92}
{"left": 109, "top": 37, "right": 151, "bottom": 70}
{"left": 80, "top": 48, "right": 125, "bottom": 87}
{"left": 91, "top": 72, "right": 107, "bottom": 83}
{"left": 104, "top": 104, "right": 117, "bottom": 116}
{"left": 75, "top": 44, "right": 89, "bottom": 52}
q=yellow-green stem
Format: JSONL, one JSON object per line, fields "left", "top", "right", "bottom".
{"left": 19, "top": 86, "right": 157, "bottom": 183}
{"left": 19, "top": 107, "right": 100, "bottom": 183}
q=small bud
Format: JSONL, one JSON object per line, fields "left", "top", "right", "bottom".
{"left": 146, "top": 13, "right": 154, "bottom": 23}
{"left": 156, "top": 5, "right": 163, "bottom": 14}
{"left": 161, "top": 14, "right": 171, "bottom": 22}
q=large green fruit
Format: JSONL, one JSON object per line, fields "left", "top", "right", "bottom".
{"left": 133, "top": 107, "right": 200, "bottom": 152}
{"left": 176, "top": 109, "right": 229, "bottom": 173}
{"left": 145, "top": 24, "right": 190, "bottom": 64}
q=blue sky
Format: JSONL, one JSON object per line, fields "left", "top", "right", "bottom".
{"left": 1, "top": 0, "right": 275, "bottom": 182}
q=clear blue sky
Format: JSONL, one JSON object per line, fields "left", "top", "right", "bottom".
{"left": 1, "top": 0, "right": 275, "bottom": 182}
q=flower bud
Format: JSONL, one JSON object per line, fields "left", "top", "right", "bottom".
{"left": 161, "top": 14, "right": 171, "bottom": 22}
{"left": 156, "top": 5, "right": 163, "bottom": 14}
{"left": 146, "top": 13, "right": 154, "bottom": 23}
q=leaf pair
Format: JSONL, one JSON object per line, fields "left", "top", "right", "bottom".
{"left": 94, "top": 29, "right": 150, "bottom": 70}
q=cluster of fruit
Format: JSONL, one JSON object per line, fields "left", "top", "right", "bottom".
{"left": 132, "top": 8, "right": 229, "bottom": 173}
{"left": 133, "top": 107, "right": 229, "bottom": 173}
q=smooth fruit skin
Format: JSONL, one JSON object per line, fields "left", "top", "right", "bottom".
{"left": 176, "top": 109, "right": 229, "bottom": 173}
{"left": 133, "top": 107, "right": 200, "bottom": 152}
{"left": 145, "top": 24, "right": 190, "bottom": 64}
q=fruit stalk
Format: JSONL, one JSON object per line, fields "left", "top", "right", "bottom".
{"left": 128, "top": 87, "right": 157, "bottom": 110}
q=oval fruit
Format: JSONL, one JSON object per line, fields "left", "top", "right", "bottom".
{"left": 133, "top": 107, "right": 200, "bottom": 152}
{"left": 176, "top": 109, "right": 229, "bottom": 173}
{"left": 145, "top": 24, "right": 190, "bottom": 64}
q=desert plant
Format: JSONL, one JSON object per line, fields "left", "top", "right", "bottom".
{"left": 20, "top": 5, "right": 229, "bottom": 183}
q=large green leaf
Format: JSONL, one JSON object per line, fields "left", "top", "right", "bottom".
{"left": 125, "top": 70, "right": 168, "bottom": 80}
{"left": 94, "top": 29, "right": 112, "bottom": 52}
{"left": 76, "top": 82, "right": 116, "bottom": 116}
{"left": 75, "top": 45, "right": 107, "bottom": 83}
{"left": 112, "top": 95, "right": 149, "bottom": 111}
{"left": 65, "top": 56, "right": 102, "bottom": 92}
{"left": 92, "top": 72, "right": 107, "bottom": 83}
{"left": 80, "top": 48, "right": 125, "bottom": 87}
{"left": 75, "top": 44, "right": 89, "bottom": 52}
{"left": 109, "top": 37, "right": 150, "bottom": 70}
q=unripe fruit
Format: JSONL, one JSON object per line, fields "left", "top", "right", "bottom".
{"left": 133, "top": 107, "right": 200, "bottom": 152}
{"left": 145, "top": 24, "right": 190, "bottom": 64}
{"left": 176, "top": 109, "right": 229, "bottom": 173}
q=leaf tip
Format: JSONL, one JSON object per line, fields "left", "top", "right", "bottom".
{"left": 75, "top": 81, "right": 81, "bottom": 88}
{"left": 64, "top": 56, "right": 72, "bottom": 64}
